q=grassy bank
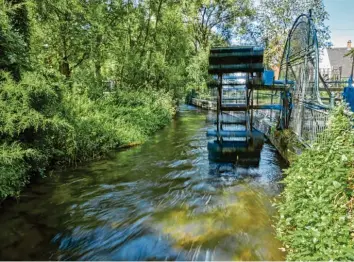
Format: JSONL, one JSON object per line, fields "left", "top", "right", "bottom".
{"left": 276, "top": 105, "right": 354, "bottom": 260}
{"left": 0, "top": 72, "right": 175, "bottom": 199}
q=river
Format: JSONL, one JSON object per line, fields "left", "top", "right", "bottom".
{"left": 0, "top": 105, "right": 287, "bottom": 260}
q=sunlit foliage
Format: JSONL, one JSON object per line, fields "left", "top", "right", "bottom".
{"left": 277, "top": 105, "right": 354, "bottom": 260}
{"left": 0, "top": 0, "right": 255, "bottom": 198}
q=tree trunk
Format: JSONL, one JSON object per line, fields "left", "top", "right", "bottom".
{"left": 60, "top": 59, "right": 71, "bottom": 78}
{"left": 147, "top": 0, "right": 164, "bottom": 73}
{"left": 140, "top": 2, "right": 152, "bottom": 57}
{"left": 95, "top": 35, "right": 103, "bottom": 81}
{"left": 5, "top": 0, "right": 30, "bottom": 81}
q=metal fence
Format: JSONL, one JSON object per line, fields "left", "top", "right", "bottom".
{"left": 289, "top": 101, "right": 329, "bottom": 145}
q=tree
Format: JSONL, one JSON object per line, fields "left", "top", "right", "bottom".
{"left": 29, "top": 0, "right": 92, "bottom": 78}
{"left": 0, "top": 0, "right": 30, "bottom": 80}
{"left": 241, "top": 0, "right": 330, "bottom": 68}
{"left": 185, "top": 0, "right": 254, "bottom": 52}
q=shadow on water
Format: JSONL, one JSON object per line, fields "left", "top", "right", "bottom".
{"left": 0, "top": 105, "right": 287, "bottom": 260}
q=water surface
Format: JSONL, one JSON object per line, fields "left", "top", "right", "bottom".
{"left": 0, "top": 106, "right": 287, "bottom": 260}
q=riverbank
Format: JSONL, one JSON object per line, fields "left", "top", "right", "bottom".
{"left": 190, "top": 98, "right": 354, "bottom": 260}
{"left": 0, "top": 73, "right": 176, "bottom": 200}
{"left": 277, "top": 105, "right": 354, "bottom": 260}
{"left": 0, "top": 106, "right": 287, "bottom": 260}
{"left": 0, "top": 0, "right": 207, "bottom": 201}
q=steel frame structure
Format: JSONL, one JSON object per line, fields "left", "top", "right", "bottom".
{"left": 279, "top": 10, "right": 333, "bottom": 144}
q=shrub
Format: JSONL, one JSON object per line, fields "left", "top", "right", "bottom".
{"left": 0, "top": 72, "right": 175, "bottom": 199}
{"left": 277, "top": 105, "right": 354, "bottom": 260}
{"left": 0, "top": 143, "right": 37, "bottom": 199}
{"left": 0, "top": 72, "right": 74, "bottom": 170}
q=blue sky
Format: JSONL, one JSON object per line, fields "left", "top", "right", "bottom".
{"left": 324, "top": 0, "right": 354, "bottom": 47}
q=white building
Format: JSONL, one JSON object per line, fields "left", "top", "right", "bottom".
{"left": 319, "top": 40, "right": 353, "bottom": 80}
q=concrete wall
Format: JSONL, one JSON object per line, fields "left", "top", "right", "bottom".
{"left": 191, "top": 98, "right": 216, "bottom": 110}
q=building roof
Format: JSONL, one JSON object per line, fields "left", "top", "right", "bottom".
{"left": 327, "top": 47, "right": 353, "bottom": 77}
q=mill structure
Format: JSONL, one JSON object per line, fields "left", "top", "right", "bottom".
{"left": 205, "top": 10, "right": 345, "bottom": 164}
{"left": 206, "top": 46, "right": 293, "bottom": 163}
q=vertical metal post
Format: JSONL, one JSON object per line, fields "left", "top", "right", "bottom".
{"left": 250, "top": 75, "right": 254, "bottom": 131}
{"left": 217, "top": 74, "right": 222, "bottom": 141}
{"left": 270, "top": 90, "right": 273, "bottom": 122}
{"left": 339, "top": 66, "right": 342, "bottom": 85}
{"left": 298, "top": 10, "right": 312, "bottom": 138}
{"left": 330, "top": 93, "right": 335, "bottom": 108}
{"left": 217, "top": 75, "right": 221, "bottom": 129}
{"left": 245, "top": 72, "right": 250, "bottom": 142}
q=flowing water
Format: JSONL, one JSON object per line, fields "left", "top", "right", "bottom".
{"left": 0, "top": 106, "right": 287, "bottom": 260}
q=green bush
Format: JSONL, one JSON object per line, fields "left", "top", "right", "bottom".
{"left": 0, "top": 72, "right": 73, "bottom": 170}
{"left": 112, "top": 88, "right": 175, "bottom": 135}
{"left": 0, "top": 143, "right": 38, "bottom": 199}
{"left": 277, "top": 105, "right": 354, "bottom": 260}
{"left": 0, "top": 72, "right": 175, "bottom": 199}
{"left": 61, "top": 92, "right": 139, "bottom": 162}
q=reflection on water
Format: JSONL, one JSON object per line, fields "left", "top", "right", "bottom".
{"left": 0, "top": 105, "right": 287, "bottom": 260}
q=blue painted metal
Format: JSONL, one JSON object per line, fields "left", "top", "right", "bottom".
{"left": 222, "top": 75, "right": 247, "bottom": 80}
{"left": 343, "top": 77, "right": 354, "bottom": 112}
{"left": 223, "top": 87, "right": 247, "bottom": 91}
{"left": 256, "top": 104, "right": 283, "bottom": 110}
{"left": 206, "top": 44, "right": 293, "bottom": 163}
{"left": 207, "top": 129, "right": 266, "bottom": 139}
{"left": 210, "top": 46, "right": 264, "bottom": 51}
{"left": 210, "top": 50, "right": 264, "bottom": 58}
{"left": 207, "top": 140, "right": 263, "bottom": 166}
{"left": 208, "top": 46, "right": 264, "bottom": 74}
{"left": 274, "top": 79, "right": 295, "bottom": 85}
{"left": 208, "top": 63, "right": 264, "bottom": 73}
{"left": 222, "top": 97, "right": 246, "bottom": 101}
{"left": 263, "top": 70, "right": 274, "bottom": 85}
{"left": 221, "top": 104, "right": 248, "bottom": 111}
{"left": 303, "top": 101, "right": 329, "bottom": 111}
{"left": 222, "top": 103, "right": 247, "bottom": 108}
{"left": 208, "top": 140, "right": 250, "bottom": 152}
{"left": 220, "top": 104, "right": 283, "bottom": 110}
{"left": 214, "top": 120, "right": 247, "bottom": 125}
{"left": 207, "top": 130, "right": 250, "bottom": 138}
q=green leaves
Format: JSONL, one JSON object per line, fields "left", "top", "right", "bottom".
{"left": 0, "top": 0, "right": 204, "bottom": 200}
{"left": 188, "top": 0, "right": 253, "bottom": 50}
{"left": 0, "top": 0, "right": 30, "bottom": 80}
{"left": 0, "top": 143, "right": 31, "bottom": 199}
{"left": 243, "top": 0, "right": 330, "bottom": 67}
{"left": 0, "top": 70, "right": 175, "bottom": 200}
{"left": 333, "top": 181, "right": 341, "bottom": 189}
{"left": 277, "top": 105, "right": 354, "bottom": 260}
